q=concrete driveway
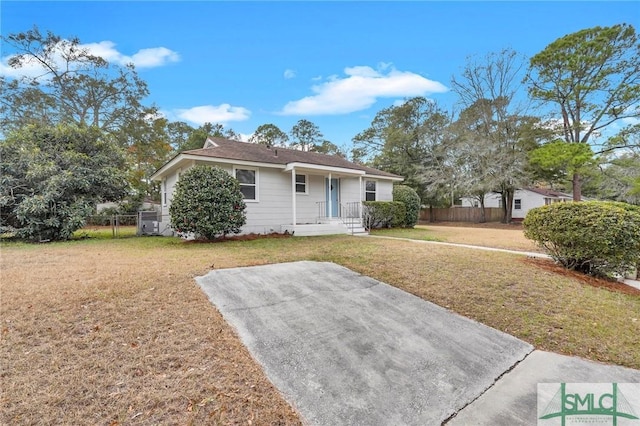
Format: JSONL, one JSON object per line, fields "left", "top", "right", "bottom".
{"left": 196, "top": 261, "right": 640, "bottom": 425}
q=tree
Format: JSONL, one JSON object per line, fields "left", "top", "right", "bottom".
{"left": 249, "top": 123, "right": 289, "bottom": 147}
{"left": 169, "top": 166, "right": 246, "bottom": 240}
{"left": 353, "top": 97, "right": 452, "bottom": 204}
{"left": 528, "top": 140, "right": 596, "bottom": 189}
{"left": 1, "top": 27, "right": 158, "bottom": 205}
{"left": 166, "top": 121, "right": 195, "bottom": 152}
{"left": 0, "top": 124, "right": 128, "bottom": 241}
{"left": 310, "top": 140, "right": 345, "bottom": 157}
{"left": 596, "top": 152, "right": 640, "bottom": 204}
{"left": 177, "top": 122, "right": 238, "bottom": 152}
{"left": 209, "top": 123, "right": 239, "bottom": 140}
{"left": 451, "top": 49, "right": 532, "bottom": 223}
{"left": 527, "top": 24, "right": 640, "bottom": 201}
{"left": 118, "top": 113, "right": 174, "bottom": 201}
{"left": 290, "top": 119, "right": 323, "bottom": 151}
{"left": 1, "top": 26, "right": 149, "bottom": 133}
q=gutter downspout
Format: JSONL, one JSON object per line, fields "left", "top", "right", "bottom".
{"left": 328, "top": 172, "right": 332, "bottom": 219}
{"left": 359, "top": 175, "right": 363, "bottom": 225}
{"left": 291, "top": 166, "right": 296, "bottom": 231}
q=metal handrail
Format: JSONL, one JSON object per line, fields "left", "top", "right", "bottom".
{"left": 316, "top": 201, "right": 364, "bottom": 234}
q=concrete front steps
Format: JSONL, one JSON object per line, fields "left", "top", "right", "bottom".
{"left": 282, "top": 219, "right": 368, "bottom": 237}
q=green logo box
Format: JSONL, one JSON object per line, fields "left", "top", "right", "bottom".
{"left": 538, "top": 383, "right": 640, "bottom": 426}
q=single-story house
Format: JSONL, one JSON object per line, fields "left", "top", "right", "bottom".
{"left": 150, "top": 137, "right": 403, "bottom": 236}
{"left": 460, "top": 187, "right": 574, "bottom": 220}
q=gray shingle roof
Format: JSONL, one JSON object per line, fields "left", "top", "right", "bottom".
{"left": 525, "top": 187, "right": 572, "bottom": 198}
{"left": 183, "top": 137, "right": 402, "bottom": 179}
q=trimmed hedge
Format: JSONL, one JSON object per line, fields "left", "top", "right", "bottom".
{"left": 170, "top": 165, "right": 246, "bottom": 240}
{"left": 363, "top": 201, "right": 406, "bottom": 229}
{"left": 523, "top": 201, "right": 640, "bottom": 278}
{"left": 393, "top": 185, "right": 421, "bottom": 227}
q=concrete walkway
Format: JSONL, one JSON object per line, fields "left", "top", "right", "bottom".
{"left": 196, "top": 261, "right": 640, "bottom": 425}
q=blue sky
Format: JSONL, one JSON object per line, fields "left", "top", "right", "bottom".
{"left": 2, "top": 1, "right": 639, "bottom": 149}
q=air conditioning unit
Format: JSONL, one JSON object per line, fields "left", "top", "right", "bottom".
{"left": 138, "top": 211, "right": 161, "bottom": 236}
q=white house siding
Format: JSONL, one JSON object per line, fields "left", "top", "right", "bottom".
{"left": 340, "top": 178, "right": 362, "bottom": 203}
{"left": 159, "top": 171, "right": 179, "bottom": 234}
{"left": 157, "top": 161, "right": 399, "bottom": 236}
{"left": 242, "top": 167, "right": 292, "bottom": 234}
{"left": 295, "top": 174, "right": 325, "bottom": 224}
{"left": 375, "top": 179, "right": 394, "bottom": 201}
{"left": 511, "top": 191, "right": 545, "bottom": 219}
{"left": 460, "top": 189, "right": 570, "bottom": 220}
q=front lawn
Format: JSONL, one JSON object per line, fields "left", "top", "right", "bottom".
{"left": 372, "top": 223, "right": 541, "bottom": 252}
{"left": 1, "top": 235, "right": 638, "bottom": 424}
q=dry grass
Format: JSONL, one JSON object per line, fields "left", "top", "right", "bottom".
{"left": 414, "top": 222, "right": 540, "bottom": 252}
{"left": 2, "top": 234, "right": 638, "bottom": 424}
{"left": 1, "top": 238, "right": 303, "bottom": 425}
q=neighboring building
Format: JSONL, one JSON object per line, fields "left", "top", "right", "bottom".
{"left": 150, "top": 137, "right": 403, "bottom": 236}
{"left": 96, "top": 198, "right": 161, "bottom": 213}
{"left": 461, "top": 188, "right": 574, "bottom": 220}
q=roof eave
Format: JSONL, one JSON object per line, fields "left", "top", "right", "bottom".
{"left": 284, "top": 162, "right": 365, "bottom": 175}
{"left": 366, "top": 174, "right": 404, "bottom": 181}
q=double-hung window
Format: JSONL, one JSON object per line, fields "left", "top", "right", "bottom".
{"left": 295, "top": 174, "right": 307, "bottom": 194}
{"left": 514, "top": 199, "right": 522, "bottom": 210}
{"left": 235, "top": 168, "right": 258, "bottom": 201}
{"left": 365, "top": 180, "right": 376, "bottom": 201}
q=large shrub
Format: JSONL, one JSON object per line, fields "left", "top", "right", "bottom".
{"left": 393, "top": 185, "right": 421, "bottom": 227}
{"left": 170, "top": 166, "right": 246, "bottom": 240}
{"left": 523, "top": 201, "right": 640, "bottom": 278}
{"left": 0, "top": 124, "right": 128, "bottom": 241}
{"left": 362, "top": 201, "right": 406, "bottom": 230}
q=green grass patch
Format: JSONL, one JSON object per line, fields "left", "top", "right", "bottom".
{"left": 73, "top": 225, "right": 138, "bottom": 240}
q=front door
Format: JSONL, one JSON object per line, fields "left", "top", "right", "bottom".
{"left": 325, "top": 178, "right": 339, "bottom": 217}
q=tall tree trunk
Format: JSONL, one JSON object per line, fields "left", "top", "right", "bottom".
{"left": 478, "top": 194, "right": 486, "bottom": 223}
{"left": 504, "top": 189, "right": 514, "bottom": 223}
{"left": 500, "top": 194, "right": 507, "bottom": 224}
{"left": 500, "top": 188, "right": 514, "bottom": 223}
{"left": 429, "top": 205, "right": 434, "bottom": 223}
{"left": 572, "top": 172, "right": 581, "bottom": 201}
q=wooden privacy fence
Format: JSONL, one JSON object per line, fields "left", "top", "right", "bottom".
{"left": 419, "top": 207, "right": 504, "bottom": 223}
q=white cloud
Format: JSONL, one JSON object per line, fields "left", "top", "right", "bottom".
{"left": 80, "top": 41, "right": 180, "bottom": 68}
{"left": 284, "top": 69, "right": 296, "bottom": 79}
{"left": 176, "top": 104, "right": 251, "bottom": 126}
{"left": 0, "top": 39, "right": 179, "bottom": 79}
{"left": 280, "top": 64, "right": 448, "bottom": 115}
{"left": 0, "top": 57, "right": 47, "bottom": 79}
{"left": 237, "top": 133, "right": 253, "bottom": 142}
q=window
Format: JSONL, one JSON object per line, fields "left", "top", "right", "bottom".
{"left": 295, "top": 174, "right": 307, "bottom": 194}
{"left": 235, "top": 168, "right": 257, "bottom": 201}
{"left": 514, "top": 199, "right": 522, "bottom": 210}
{"left": 365, "top": 180, "right": 376, "bottom": 201}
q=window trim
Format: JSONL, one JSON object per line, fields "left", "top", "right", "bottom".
{"left": 364, "top": 180, "right": 377, "bottom": 201}
{"left": 514, "top": 199, "right": 522, "bottom": 210}
{"left": 233, "top": 167, "right": 259, "bottom": 202}
{"left": 295, "top": 173, "right": 308, "bottom": 195}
